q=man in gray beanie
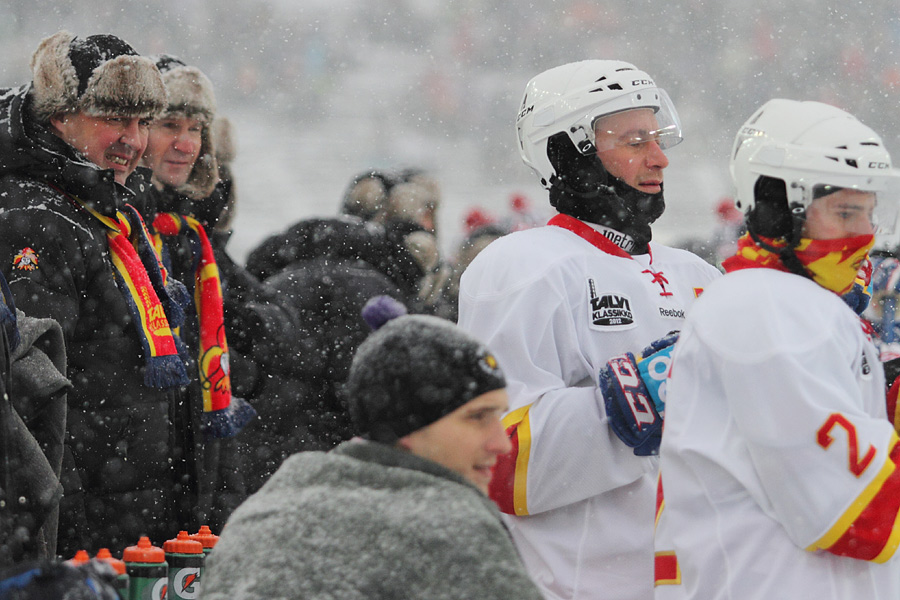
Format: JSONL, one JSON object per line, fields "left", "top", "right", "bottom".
{"left": 0, "top": 31, "right": 209, "bottom": 556}
{"left": 202, "top": 313, "right": 546, "bottom": 599}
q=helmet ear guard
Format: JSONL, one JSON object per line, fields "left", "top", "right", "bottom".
{"left": 546, "top": 132, "right": 609, "bottom": 197}
{"left": 745, "top": 176, "right": 794, "bottom": 239}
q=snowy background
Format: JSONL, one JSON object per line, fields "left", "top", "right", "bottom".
{"left": 2, "top": 0, "right": 900, "bottom": 262}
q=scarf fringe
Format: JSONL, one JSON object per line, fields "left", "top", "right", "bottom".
{"left": 202, "top": 396, "right": 257, "bottom": 439}
{"left": 145, "top": 354, "right": 191, "bottom": 389}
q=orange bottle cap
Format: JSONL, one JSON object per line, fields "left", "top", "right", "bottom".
{"left": 189, "top": 525, "right": 219, "bottom": 549}
{"left": 122, "top": 536, "right": 166, "bottom": 563}
{"left": 95, "top": 548, "right": 127, "bottom": 575}
{"left": 163, "top": 530, "right": 203, "bottom": 554}
{"left": 68, "top": 549, "right": 90, "bottom": 564}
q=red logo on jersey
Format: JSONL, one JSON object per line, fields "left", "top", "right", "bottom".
{"left": 643, "top": 269, "right": 673, "bottom": 297}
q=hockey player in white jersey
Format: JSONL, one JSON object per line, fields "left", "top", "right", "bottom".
{"left": 457, "top": 60, "right": 721, "bottom": 600}
{"left": 654, "top": 98, "right": 900, "bottom": 599}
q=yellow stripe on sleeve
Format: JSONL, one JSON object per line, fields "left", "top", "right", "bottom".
{"left": 503, "top": 405, "right": 532, "bottom": 516}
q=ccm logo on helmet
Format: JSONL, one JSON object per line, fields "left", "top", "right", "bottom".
{"left": 868, "top": 161, "right": 890, "bottom": 169}
{"left": 518, "top": 105, "right": 534, "bottom": 120}
{"left": 632, "top": 79, "right": 654, "bottom": 86}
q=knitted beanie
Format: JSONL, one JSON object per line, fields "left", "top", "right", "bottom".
{"left": 152, "top": 55, "right": 219, "bottom": 199}
{"left": 29, "top": 30, "right": 166, "bottom": 123}
{"left": 345, "top": 314, "right": 506, "bottom": 443}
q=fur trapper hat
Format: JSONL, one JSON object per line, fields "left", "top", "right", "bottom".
{"left": 29, "top": 30, "right": 166, "bottom": 124}
{"left": 153, "top": 55, "right": 218, "bottom": 199}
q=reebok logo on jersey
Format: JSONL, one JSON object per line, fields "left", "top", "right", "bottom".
{"left": 588, "top": 278, "right": 634, "bottom": 328}
{"left": 658, "top": 307, "right": 685, "bottom": 319}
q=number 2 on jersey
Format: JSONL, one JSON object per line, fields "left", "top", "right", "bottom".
{"left": 816, "top": 413, "right": 876, "bottom": 477}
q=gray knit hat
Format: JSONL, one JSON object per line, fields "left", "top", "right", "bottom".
{"left": 29, "top": 30, "right": 167, "bottom": 123}
{"left": 152, "top": 55, "right": 219, "bottom": 199}
{"left": 346, "top": 313, "right": 506, "bottom": 443}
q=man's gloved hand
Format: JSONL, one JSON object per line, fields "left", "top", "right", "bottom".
{"left": 598, "top": 331, "right": 679, "bottom": 456}
{"left": 842, "top": 257, "right": 873, "bottom": 316}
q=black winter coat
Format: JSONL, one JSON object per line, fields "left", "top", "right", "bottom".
{"left": 245, "top": 216, "right": 425, "bottom": 296}
{"left": 0, "top": 85, "right": 205, "bottom": 555}
{"left": 234, "top": 217, "right": 426, "bottom": 491}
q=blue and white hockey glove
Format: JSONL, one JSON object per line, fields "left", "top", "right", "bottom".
{"left": 598, "top": 331, "right": 679, "bottom": 456}
{"left": 842, "top": 257, "right": 873, "bottom": 316}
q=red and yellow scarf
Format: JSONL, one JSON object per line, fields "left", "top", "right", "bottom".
{"left": 153, "top": 213, "right": 256, "bottom": 438}
{"left": 78, "top": 201, "right": 190, "bottom": 389}
{"left": 722, "top": 233, "right": 874, "bottom": 295}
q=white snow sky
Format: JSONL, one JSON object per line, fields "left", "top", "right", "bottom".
{"left": 2, "top": 0, "right": 898, "bottom": 261}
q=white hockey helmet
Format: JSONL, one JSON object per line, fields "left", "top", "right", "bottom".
{"left": 516, "top": 60, "right": 683, "bottom": 189}
{"left": 731, "top": 98, "right": 900, "bottom": 235}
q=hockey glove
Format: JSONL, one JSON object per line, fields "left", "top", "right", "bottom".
{"left": 842, "top": 257, "right": 873, "bottom": 316}
{"left": 598, "top": 331, "right": 679, "bottom": 456}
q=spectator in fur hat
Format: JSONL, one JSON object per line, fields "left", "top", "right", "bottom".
{"left": 141, "top": 56, "right": 258, "bottom": 532}
{"left": 141, "top": 55, "right": 218, "bottom": 203}
{"left": 29, "top": 32, "right": 166, "bottom": 187}
{"left": 0, "top": 30, "right": 209, "bottom": 556}
{"left": 379, "top": 177, "right": 456, "bottom": 318}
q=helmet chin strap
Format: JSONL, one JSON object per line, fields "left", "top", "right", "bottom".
{"left": 547, "top": 135, "right": 665, "bottom": 254}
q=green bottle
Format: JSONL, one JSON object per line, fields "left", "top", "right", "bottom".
{"left": 122, "top": 537, "right": 168, "bottom": 600}
{"left": 163, "top": 531, "right": 204, "bottom": 599}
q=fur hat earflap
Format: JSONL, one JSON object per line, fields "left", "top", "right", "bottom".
{"left": 212, "top": 116, "right": 236, "bottom": 167}
{"left": 29, "top": 30, "right": 167, "bottom": 123}
{"left": 153, "top": 55, "right": 219, "bottom": 199}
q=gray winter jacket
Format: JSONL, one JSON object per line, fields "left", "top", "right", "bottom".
{"left": 201, "top": 439, "right": 545, "bottom": 600}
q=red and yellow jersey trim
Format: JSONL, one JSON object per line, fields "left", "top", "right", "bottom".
{"left": 655, "top": 473, "right": 665, "bottom": 528}
{"left": 807, "top": 434, "right": 900, "bottom": 562}
{"left": 489, "top": 405, "right": 532, "bottom": 516}
{"left": 655, "top": 551, "right": 681, "bottom": 586}
{"left": 654, "top": 474, "right": 682, "bottom": 586}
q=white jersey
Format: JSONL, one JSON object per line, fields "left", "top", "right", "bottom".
{"left": 458, "top": 215, "right": 721, "bottom": 600}
{"left": 656, "top": 268, "right": 900, "bottom": 600}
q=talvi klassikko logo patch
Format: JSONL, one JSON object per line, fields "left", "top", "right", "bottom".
{"left": 588, "top": 278, "right": 634, "bottom": 327}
